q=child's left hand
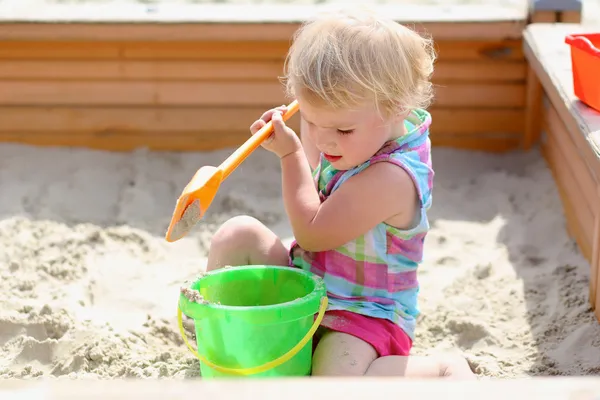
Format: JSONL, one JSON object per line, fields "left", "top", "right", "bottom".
{"left": 250, "top": 105, "right": 302, "bottom": 159}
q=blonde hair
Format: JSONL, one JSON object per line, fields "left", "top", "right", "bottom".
{"left": 282, "top": 7, "right": 436, "bottom": 119}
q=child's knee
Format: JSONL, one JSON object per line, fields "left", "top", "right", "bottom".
{"left": 311, "top": 332, "right": 377, "bottom": 376}
{"left": 211, "top": 215, "right": 265, "bottom": 250}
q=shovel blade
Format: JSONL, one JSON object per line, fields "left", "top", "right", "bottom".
{"left": 165, "top": 166, "right": 223, "bottom": 242}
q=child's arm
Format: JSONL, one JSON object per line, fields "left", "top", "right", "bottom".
{"left": 280, "top": 149, "right": 417, "bottom": 252}
{"left": 299, "top": 116, "right": 320, "bottom": 171}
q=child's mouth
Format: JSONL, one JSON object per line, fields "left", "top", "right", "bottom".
{"left": 323, "top": 154, "right": 342, "bottom": 162}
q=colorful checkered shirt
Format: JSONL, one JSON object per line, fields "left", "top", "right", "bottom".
{"left": 290, "top": 109, "right": 434, "bottom": 340}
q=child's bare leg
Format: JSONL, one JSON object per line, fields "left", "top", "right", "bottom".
{"left": 311, "top": 331, "right": 378, "bottom": 376}
{"left": 207, "top": 215, "right": 289, "bottom": 271}
{"left": 365, "top": 354, "right": 476, "bottom": 379}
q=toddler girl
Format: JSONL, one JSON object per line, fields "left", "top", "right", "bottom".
{"left": 206, "top": 7, "right": 475, "bottom": 379}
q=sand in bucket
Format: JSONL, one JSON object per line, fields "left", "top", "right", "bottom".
{"left": 178, "top": 265, "right": 327, "bottom": 378}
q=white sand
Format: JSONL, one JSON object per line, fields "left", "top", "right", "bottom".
{"left": 0, "top": 143, "right": 599, "bottom": 379}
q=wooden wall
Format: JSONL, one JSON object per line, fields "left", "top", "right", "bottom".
{"left": 540, "top": 99, "right": 598, "bottom": 262}
{"left": 523, "top": 24, "right": 600, "bottom": 314}
{"left": 0, "top": 3, "right": 529, "bottom": 152}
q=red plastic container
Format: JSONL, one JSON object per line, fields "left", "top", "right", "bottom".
{"left": 565, "top": 33, "right": 600, "bottom": 112}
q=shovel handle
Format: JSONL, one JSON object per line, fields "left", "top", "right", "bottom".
{"left": 220, "top": 100, "right": 300, "bottom": 180}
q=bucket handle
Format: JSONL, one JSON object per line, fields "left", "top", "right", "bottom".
{"left": 177, "top": 296, "right": 328, "bottom": 376}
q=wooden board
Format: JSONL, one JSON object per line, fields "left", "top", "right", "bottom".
{"left": 0, "top": 39, "right": 525, "bottom": 62}
{"left": 544, "top": 101, "right": 598, "bottom": 219}
{"left": 523, "top": 66, "right": 543, "bottom": 149}
{"left": 530, "top": 11, "right": 558, "bottom": 23}
{"left": 0, "top": 60, "right": 527, "bottom": 83}
{"left": 542, "top": 109, "right": 595, "bottom": 260}
{"left": 2, "top": 376, "right": 600, "bottom": 400}
{"left": 0, "top": 4, "right": 530, "bottom": 153}
{"left": 0, "top": 81, "right": 526, "bottom": 108}
{"left": 0, "top": 3, "right": 528, "bottom": 41}
{"left": 542, "top": 139, "right": 593, "bottom": 264}
{"left": 430, "top": 135, "right": 521, "bottom": 153}
{"left": 523, "top": 23, "right": 600, "bottom": 311}
{"left": 0, "top": 107, "right": 524, "bottom": 152}
{"left": 0, "top": 107, "right": 524, "bottom": 135}
{"left": 523, "top": 24, "right": 600, "bottom": 178}
{"left": 559, "top": 11, "right": 582, "bottom": 23}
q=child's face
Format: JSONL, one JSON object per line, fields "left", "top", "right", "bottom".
{"left": 298, "top": 98, "right": 403, "bottom": 170}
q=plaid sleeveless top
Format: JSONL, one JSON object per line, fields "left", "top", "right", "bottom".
{"left": 290, "top": 109, "right": 434, "bottom": 340}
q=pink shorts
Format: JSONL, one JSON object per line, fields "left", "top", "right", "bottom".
{"left": 289, "top": 241, "right": 412, "bottom": 357}
{"left": 314, "top": 310, "right": 413, "bottom": 357}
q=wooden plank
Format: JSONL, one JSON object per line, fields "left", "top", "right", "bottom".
{"left": 0, "top": 81, "right": 287, "bottom": 107}
{"left": 0, "top": 131, "right": 522, "bottom": 153}
{"left": 559, "top": 11, "right": 582, "bottom": 23}
{"left": 0, "top": 107, "right": 293, "bottom": 134}
{"left": 541, "top": 131, "right": 594, "bottom": 262}
{"left": 433, "top": 40, "right": 524, "bottom": 61}
{"left": 523, "top": 24, "right": 600, "bottom": 179}
{"left": 0, "top": 40, "right": 525, "bottom": 62}
{"left": 0, "top": 81, "right": 526, "bottom": 108}
{"left": 0, "top": 41, "right": 290, "bottom": 61}
{"left": 530, "top": 11, "right": 558, "bottom": 23}
{"left": 431, "top": 61, "right": 526, "bottom": 83}
{"left": 0, "top": 107, "right": 524, "bottom": 153}
{"left": 0, "top": 22, "right": 528, "bottom": 42}
{"left": 0, "top": 60, "right": 527, "bottom": 83}
{"left": 429, "top": 135, "right": 521, "bottom": 153}
{"left": 523, "top": 66, "right": 543, "bottom": 149}
{"left": 0, "top": 4, "right": 528, "bottom": 41}
{"left": 0, "top": 130, "right": 249, "bottom": 152}
{"left": 545, "top": 102, "right": 598, "bottom": 215}
{"left": 0, "top": 60, "right": 285, "bottom": 81}
{"left": 544, "top": 112, "right": 596, "bottom": 246}
{"left": 2, "top": 376, "right": 600, "bottom": 400}
{"left": 430, "top": 109, "right": 525, "bottom": 135}
{"left": 0, "top": 107, "right": 524, "bottom": 136}
{"left": 0, "top": 21, "right": 528, "bottom": 43}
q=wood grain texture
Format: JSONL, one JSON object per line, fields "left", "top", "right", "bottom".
{"left": 0, "top": 60, "right": 527, "bottom": 83}
{"left": 0, "top": 81, "right": 526, "bottom": 108}
{"left": 0, "top": 8, "right": 531, "bottom": 153}
{"left": 524, "top": 24, "right": 600, "bottom": 174}
{"left": 525, "top": 23, "right": 600, "bottom": 310}
{"left": 0, "top": 39, "right": 525, "bottom": 62}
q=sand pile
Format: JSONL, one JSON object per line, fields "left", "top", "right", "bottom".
{"left": 0, "top": 143, "right": 599, "bottom": 379}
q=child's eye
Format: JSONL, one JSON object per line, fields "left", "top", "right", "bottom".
{"left": 337, "top": 129, "right": 354, "bottom": 135}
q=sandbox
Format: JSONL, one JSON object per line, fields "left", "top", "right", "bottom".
{"left": 1, "top": 0, "right": 600, "bottom": 395}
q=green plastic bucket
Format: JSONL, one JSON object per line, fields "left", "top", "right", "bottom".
{"left": 177, "top": 265, "right": 327, "bottom": 377}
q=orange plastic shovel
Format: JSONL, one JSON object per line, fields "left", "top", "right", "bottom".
{"left": 165, "top": 100, "right": 300, "bottom": 242}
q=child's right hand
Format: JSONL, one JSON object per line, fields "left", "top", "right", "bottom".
{"left": 250, "top": 105, "right": 302, "bottom": 159}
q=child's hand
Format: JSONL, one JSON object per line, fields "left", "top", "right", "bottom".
{"left": 250, "top": 105, "right": 302, "bottom": 159}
